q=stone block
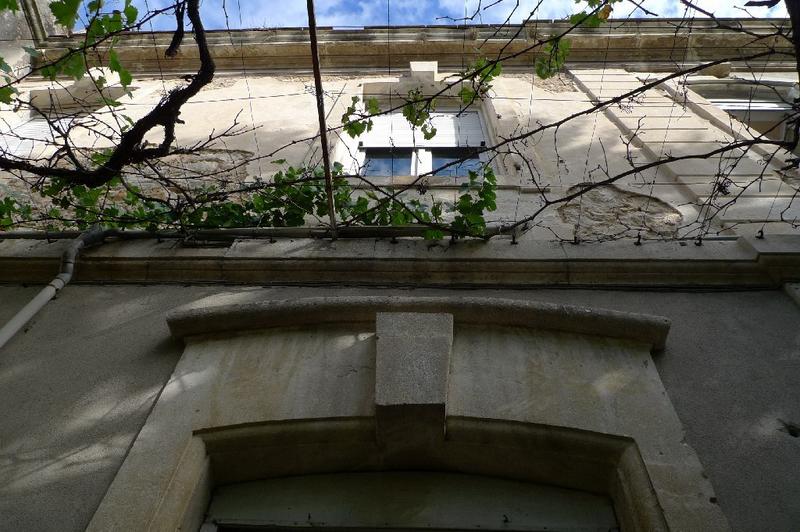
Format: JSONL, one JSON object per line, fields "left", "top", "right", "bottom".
{"left": 375, "top": 312, "right": 453, "bottom": 447}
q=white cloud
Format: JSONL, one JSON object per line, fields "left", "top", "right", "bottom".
{"left": 639, "top": 0, "right": 787, "bottom": 18}
{"left": 91, "top": 0, "right": 791, "bottom": 31}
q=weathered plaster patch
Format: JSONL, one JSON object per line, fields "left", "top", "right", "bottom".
{"left": 114, "top": 148, "right": 256, "bottom": 202}
{"left": 206, "top": 78, "right": 239, "bottom": 90}
{"left": 0, "top": 148, "right": 257, "bottom": 227}
{"left": 537, "top": 73, "right": 578, "bottom": 93}
{"left": 502, "top": 73, "right": 578, "bottom": 92}
{"left": 558, "top": 184, "right": 682, "bottom": 241}
{"left": 131, "top": 148, "right": 254, "bottom": 184}
{"left": 0, "top": 178, "right": 30, "bottom": 198}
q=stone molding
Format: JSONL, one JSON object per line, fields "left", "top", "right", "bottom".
{"left": 85, "top": 302, "right": 726, "bottom": 532}
{"left": 165, "top": 295, "right": 671, "bottom": 350}
{"left": 194, "top": 417, "right": 670, "bottom": 532}
{"left": 2, "top": 235, "right": 799, "bottom": 287}
{"left": 32, "top": 19, "right": 793, "bottom": 74}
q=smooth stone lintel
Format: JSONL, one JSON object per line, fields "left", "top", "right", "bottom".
{"left": 166, "top": 295, "right": 671, "bottom": 351}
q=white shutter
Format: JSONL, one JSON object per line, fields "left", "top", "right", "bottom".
{"left": 421, "top": 112, "right": 484, "bottom": 148}
{"left": 360, "top": 114, "right": 416, "bottom": 148}
{"left": 1, "top": 119, "right": 49, "bottom": 157}
{"left": 0, "top": 118, "right": 73, "bottom": 157}
{"left": 359, "top": 112, "right": 484, "bottom": 148}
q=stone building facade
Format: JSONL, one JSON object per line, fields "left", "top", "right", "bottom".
{"left": 1, "top": 7, "right": 799, "bottom": 532}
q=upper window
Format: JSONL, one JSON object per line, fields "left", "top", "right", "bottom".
{"left": 686, "top": 76, "right": 798, "bottom": 144}
{"left": 0, "top": 117, "right": 77, "bottom": 158}
{"left": 345, "top": 111, "right": 487, "bottom": 179}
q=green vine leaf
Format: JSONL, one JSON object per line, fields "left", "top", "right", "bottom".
{"left": 569, "top": 12, "right": 603, "bottom": 28}
{"left": 123, "top": 0, "right": 138, "bottom": 24}
{"left": 341, "top": 96, "right": 373, "bottom": 138}
{"left": 22, "top": 46, "right": 41, "bottom": 58}
{"left": 49, "top": 0, "right": 81, "bottom": 28}
{"left": 535, "top": 39, "right": 571, "bottom": 79}
{"left": 402, "top": 88, "right": 437, "bottom": 139}
{"left": 451, "top": 167, "right": 497, "bottom": 236}
{"left": 366, "top": 97, "right": 380, "bottom": 115}
{"left": 0, "top": 0, "right": 19, "bottom": 11}
{"left": 0, "top": 85, "right": 15, "bottom": 104}
{"left": 61, "top": 52, "right": 86, "bottom": 80}
{"left": 460, "top": 57, "right": 501, "bottom": 105}
{"left": 108, "top": 49, "right": 132, "bottom": 88}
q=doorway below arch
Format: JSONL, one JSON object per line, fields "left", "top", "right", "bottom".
{"left": 204, "top": 471, "right": 618, "bottom": 531}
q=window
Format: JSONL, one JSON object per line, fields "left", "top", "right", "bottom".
{"left": 203, "top": 472, "right": 619, "bottom": 531}
{"left": 431, "top": 147, "right": 483, "bottom": 177}
{"left": 686, "top": 76, "right": 799, "bottom": 144}
{"left": 362, "top": 148, "right": 413, "bottom": 177}
{"left": 0, "top": 117, "right": 77, "bottom": 158}
{"left": 707, "top": 99, "right": 791, "bottom": 141}
{"left": 346, "top": 111, "right": 488, "bottom": 178}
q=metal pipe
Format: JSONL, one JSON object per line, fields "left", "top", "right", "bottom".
{"left": 306, "top": 0, "right": 338, "bottom": 237}
{"left": 0, "top": 226, "right": 107, "bottom": 351}
{"left": 0, "top": 224, "right": 745, "bottom": 242}
{"left": 0, "top": 224, "right": 509, "bottom": 241}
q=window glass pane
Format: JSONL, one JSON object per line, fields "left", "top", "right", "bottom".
{"left": 431, "top": 148, "right": 482, "bottom": 177}
{"left": 362, "top": 149, "right": 412, "bottom": 177}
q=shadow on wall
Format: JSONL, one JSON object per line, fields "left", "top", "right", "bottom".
{"left": 0, "top": 286, "right": 215, "bottom": 532}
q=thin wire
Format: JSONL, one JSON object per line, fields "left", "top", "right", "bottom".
{"left": 233, "top": 0, "right": 264, "bottom": 180}
{"left": 143, "top": 0, "right": 191, "bottom": 205}
{"left": 143, "top": 0, "right": 168, "bottom": 94}
{"left": 516, "top": 12, "right": 542, "bottom": 233}
{"left": 574, "top": 22, "right": 615, "bottom": 241}
{"left": 754, "top": 18, "right": 790, "bottom": 235}
{"left": 387, "top": 0, "right": 396, "bottom": 180}
{"left": 637, "top": 7, "right": 694, "bottom": 239}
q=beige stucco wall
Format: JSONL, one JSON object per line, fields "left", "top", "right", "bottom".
{"left": 1, "top": 285, "right": 799, "bottom": 531}
{"left": 2, "top": 62, "right": 798, "bottom": 240}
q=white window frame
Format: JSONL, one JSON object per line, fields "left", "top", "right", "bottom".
{"left": 683, "top": 77, "right": 798, "bottom": 146}
{"left": 338, "top": 109, "right": 491, "bottom": 178}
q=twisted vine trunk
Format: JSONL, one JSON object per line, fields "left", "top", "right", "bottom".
{"left": 0, "top": 0, "right": 215, "bottom": 187}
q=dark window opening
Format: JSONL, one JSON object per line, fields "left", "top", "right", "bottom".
{"left": 362, "top": 148, "right": 413, "bottom": 177}
{"left": 431, "top": 148, "right": 483, "bottom": 177}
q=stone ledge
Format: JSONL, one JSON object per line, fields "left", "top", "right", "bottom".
{"left": 165, "top": 295, "right": 671, "bottom": 351}
{"left": 1, "top": 235, "right": 799, "bottom": 287}
{"left": 36, "top": 20, "right": 793, "bottom": 74}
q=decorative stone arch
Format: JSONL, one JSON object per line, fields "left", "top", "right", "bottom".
{"left": 86, "top": 296, "right": 727, "bottom": 531}
{"left": 196, "top": 416, "right": 657, "bottom": 531}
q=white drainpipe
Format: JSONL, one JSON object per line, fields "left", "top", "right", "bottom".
{"left": 0, "top": 226, "right": 107, "bottom": 350}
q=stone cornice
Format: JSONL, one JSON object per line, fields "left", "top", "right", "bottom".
{"left": 1, "top": 235, "right": 798, "bottom": 288}
{"left": 35, "top": 18, "right": 794, "bottom": 75}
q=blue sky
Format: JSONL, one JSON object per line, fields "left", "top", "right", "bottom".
{"left": 82, "top": 0, "right": 789, "bottom": 31}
